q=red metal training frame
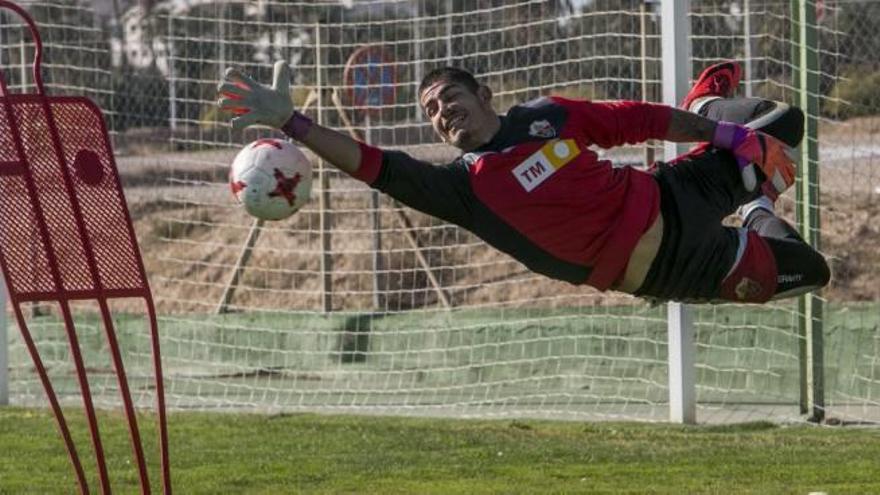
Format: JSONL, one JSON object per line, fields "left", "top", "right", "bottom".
{"left": 0, "top": 1, "right": 170, "bottom": 493}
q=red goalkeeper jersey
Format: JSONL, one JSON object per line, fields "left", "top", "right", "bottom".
{"left": 347, "top": 96, "right": 672, "bottom": 290}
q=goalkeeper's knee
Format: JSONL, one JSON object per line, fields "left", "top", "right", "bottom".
{"left": 720, "top": 231, "right": 778, "bottom": 303}
{"left": 719, "top": 230, "right": 830, "bottom": 304}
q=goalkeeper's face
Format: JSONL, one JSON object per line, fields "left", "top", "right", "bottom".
{"left": 420, "top": 80, "right": 499, "bottom": 151}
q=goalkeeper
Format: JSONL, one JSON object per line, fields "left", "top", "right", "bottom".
{"left": 217, "top": 60, "right": 829, "bottom": 304}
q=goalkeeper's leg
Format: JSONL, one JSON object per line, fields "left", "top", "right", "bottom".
{"left": 641, "top": 68, "right": 829, "bottom": 303}
{"left": 691, "top": 93, "right": 830, "bottom": 300}
{"left": 726, "top": 197, "right": 831, "bottom": 301}
{"left": 717, "top": 224, "right": 830, "bottom": 302}
{"left": 641, "top": 150, "right": 830, "bottom": 303}
{"left": 680, "top": 59, "right": 804, "bottom": 147}
{"left": 699, "top": 97, "right": 804, "bottom": 147}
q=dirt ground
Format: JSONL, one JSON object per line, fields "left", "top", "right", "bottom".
{"left": 118, "top": 117, "right": 880, "bottom": 314}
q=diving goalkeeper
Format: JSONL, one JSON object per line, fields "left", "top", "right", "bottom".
{"left": 217, "top": 60, "right": 829, "bottom": 304}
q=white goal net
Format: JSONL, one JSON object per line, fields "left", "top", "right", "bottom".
{"left": 2, "top": 0, "right": 879, "bottom": 424}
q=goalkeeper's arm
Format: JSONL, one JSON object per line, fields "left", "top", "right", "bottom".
{"left": 217, "top": 61, "right": 471, "bottom": 227}
{"left": 664, "top": 108, "right": 796, "bottom": 194}
{"left": 216, "top": 60, "right": 362, "bottom": 176}
{"left": 552, "top": 97, "right": 795, "bottom": 194}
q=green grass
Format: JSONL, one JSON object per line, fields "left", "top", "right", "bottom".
{"left": 2, "top": 408, "right": 879, "bottom": 494}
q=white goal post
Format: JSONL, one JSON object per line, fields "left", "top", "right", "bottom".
{"left": 662, "top": 0, "right": 696, "bottom": 424}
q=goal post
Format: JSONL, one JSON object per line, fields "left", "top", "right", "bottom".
{"left": 661, "top": 0, "right": 696, "bottom": 425}
{"left": 793, "top": 0, "right": 824, "bottom": 422}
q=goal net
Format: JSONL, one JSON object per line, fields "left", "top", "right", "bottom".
{"left": 3, "top": 0, "right": 879, "bottom": 424}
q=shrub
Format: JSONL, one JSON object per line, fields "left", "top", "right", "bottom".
{"left": 823, "top": 69, "right": 880, "bottom": 120}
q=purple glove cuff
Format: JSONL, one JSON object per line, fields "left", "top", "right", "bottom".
{"left": 711, "top": 121, "right": 744, "bottom": 150}
{"left": 280, "top": 111, "right": 313, "bottom": 141}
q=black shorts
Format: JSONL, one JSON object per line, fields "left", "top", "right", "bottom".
{"left": 635, "top": 148, "right": 756, "bottom": 302}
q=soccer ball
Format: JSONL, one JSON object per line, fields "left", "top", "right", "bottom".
{"left": 229, "top": 138, "right": 313, "bottom": 221}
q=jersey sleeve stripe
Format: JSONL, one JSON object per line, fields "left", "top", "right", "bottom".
{"left": 351, "top": 141, "right": 383, "bottom": 184}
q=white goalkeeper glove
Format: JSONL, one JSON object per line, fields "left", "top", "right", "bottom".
{"left": 217, "top": 60, "right": 295, "bottom": 130}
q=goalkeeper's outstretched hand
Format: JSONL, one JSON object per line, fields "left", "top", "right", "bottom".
{"left": 217, "top": 60, "right": 295, "bottom": 130}
{"left": 712, "top": 122, "right": 796, "bottom": 195}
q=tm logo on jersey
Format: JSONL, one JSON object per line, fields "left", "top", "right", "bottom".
{"left": 512, "top": 139, "right": 581, "bottom": 192}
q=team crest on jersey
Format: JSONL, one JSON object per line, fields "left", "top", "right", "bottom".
{"left": 512, "top": 139, "right": 580, "bottom": 192}
{"left": 528, "top": 119, "right": 556, "bottom": 139}
{"left": 734, "top": 277, "right": 763, "bottom": 300}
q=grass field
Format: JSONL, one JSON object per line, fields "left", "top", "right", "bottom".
{"left": 1, "top": 407, "right": 879, "bottom": 494}
{"left": 4, "top": 306, "right": 879, "bottom": 491}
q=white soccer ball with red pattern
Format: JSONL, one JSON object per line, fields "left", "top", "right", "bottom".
{"left": 229, "top": 138, "right": 312, "bottom": 221}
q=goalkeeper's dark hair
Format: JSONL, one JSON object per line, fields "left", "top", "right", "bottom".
{"left": 418, "top": 67, "right": 481, "bottom": 97}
